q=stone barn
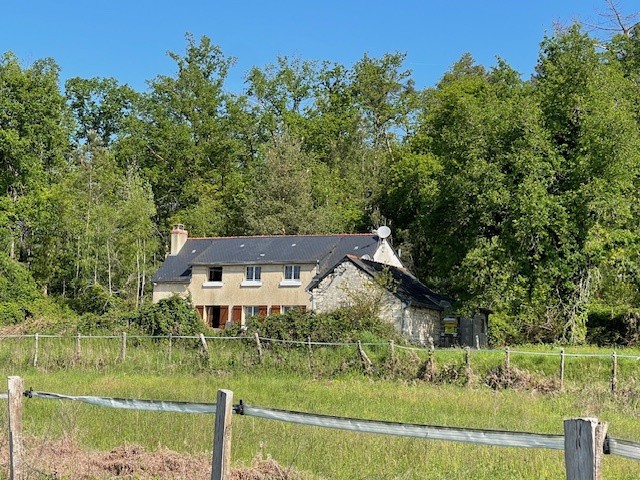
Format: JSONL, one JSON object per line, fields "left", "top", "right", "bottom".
{"left": 308, "top": 255, "right": 453, "bottom": 345}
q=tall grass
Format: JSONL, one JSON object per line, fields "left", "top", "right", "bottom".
{"left": 0, "top": 337, "right": 639, "bottom": 478}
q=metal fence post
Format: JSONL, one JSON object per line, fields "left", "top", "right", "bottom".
{"left": 560, "top": 349, "right": 565, "bottom": 390}
{"left": 32, "top": 333, "right": 39, "bottom": 367}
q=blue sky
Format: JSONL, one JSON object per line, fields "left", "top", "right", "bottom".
{"left": 1, "top": 1, "right": 636, "bottom": 93}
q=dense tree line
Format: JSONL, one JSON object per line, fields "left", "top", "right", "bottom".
{"left": 1, "top": 19, "right": 640, "bottom": 344}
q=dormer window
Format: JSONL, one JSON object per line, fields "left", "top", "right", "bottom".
{"left": 241, "top": 266, "right": 262, "bottom": 287}
{"left": 280, "top": 265, "right": 301, "bottom": 287}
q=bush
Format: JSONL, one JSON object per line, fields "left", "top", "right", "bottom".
{"left": 0, "top": 252, "right": 42, "bottom": 324}
{"left": 234, "top": 307, "right": 402, "bottom": 344}
{"left": 129, "top": 295, "right": 204, "bottom": 337}
{"left": 69, "top": 283, "right": 124, "bottom": 315}
{"left": 487, "top": 312, "right": 523, "bottom": 346}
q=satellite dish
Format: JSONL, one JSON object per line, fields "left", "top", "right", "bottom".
{"left": 377, "top": 226, "right": 391, "bottom": 239}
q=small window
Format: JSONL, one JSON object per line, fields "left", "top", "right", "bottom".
{"left": 246, "top": 266, "right": 261, "bottom": 281}
{"left": 208, "top": 266, "right": 222, "bottom": 282}
{"left": 284, "top": 265, "right": 301, "bottom": 281}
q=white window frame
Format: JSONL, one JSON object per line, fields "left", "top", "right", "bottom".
{"left": 241, "top": 265, "right": 262, "bottom": 287}
{"left": 280, "top": 265, "right": 301, "bottom": 286}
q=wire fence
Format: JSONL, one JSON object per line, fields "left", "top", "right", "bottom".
{"left": 3, "top": 381, "right": 640, "bottom": 479}
{"left": 3, "top": 333, "right": 639, "bottom": 393}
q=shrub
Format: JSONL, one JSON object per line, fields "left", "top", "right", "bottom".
{"left": 70, "top": 283, "right": 124, "bottom": 315}
{"left": 487, "top": 312, "right": 522, "bottom": 346}
{"left": 0, "top": 252, "right": 42, "bottom": 324}
{"left": 235, "top": 307, "right": 401, "bottom": 344}
{"left": 129, "top": 295, "right": 204, "bottom": 337}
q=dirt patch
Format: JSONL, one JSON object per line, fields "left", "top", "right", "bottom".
{"left": 0, "top": 436, "right": 300, "bottom": 479}
{"left": 484, "top": 365, "right": 560, "bottom": 393}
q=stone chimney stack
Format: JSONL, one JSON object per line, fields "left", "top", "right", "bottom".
{"left": 170, "top": 224, "right": 188, "bottom": 256}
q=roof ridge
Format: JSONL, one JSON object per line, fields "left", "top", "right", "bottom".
{"left": 187, "top": 233, "right": 376, "bottom": 240}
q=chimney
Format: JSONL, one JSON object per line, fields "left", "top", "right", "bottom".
{"left": 170, "top": 224, "right": 188, "bottom": 255}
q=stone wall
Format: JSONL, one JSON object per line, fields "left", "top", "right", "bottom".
{"left": 312, "top": 261, "right": 441, "bottom": 344}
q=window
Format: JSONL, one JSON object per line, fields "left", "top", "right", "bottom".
{"left": 280, "top": 265, "right": 301, "bottom": 286}
{"left": 244, "top": 305, "right": 267, "bottom": 319}
{"left": 284, "top": 265, "right": 301, "bottom": 280}
{"left": 244, "top": 306, "right": 261, "bottom": 317}
{"left": 242, "top": 266, "right": 262, "bottom": 287}
{"left": 208, "top": 266, "right": 222, "bottom": 282}
{"left": 246, "top": 266, "right": 261, "bottom": 281}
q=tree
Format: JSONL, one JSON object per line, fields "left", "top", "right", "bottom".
{"left": 245, "top": 131, "right": 318, "bottom": 234}
{"left": 0, "top": 53, "right": 70, "bottom": 262}
{"left": 116, "top": 34, "right": 253, "bottom": 235}
{"left": 65, "top": 76, "right": 137, "bottom": 145}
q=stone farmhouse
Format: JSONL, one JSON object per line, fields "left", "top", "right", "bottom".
{"left": 152, "top": 225, "right": 488, "bottom": 346}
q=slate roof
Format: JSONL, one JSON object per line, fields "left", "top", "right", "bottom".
{"left": 151, "top": 239, "right": 213, "bottom": 283}
{"left": 308, "top": 255, "right": 453, "bottom": 311}
{"left": 152, "top": 234, "right": 381, "bottom": 284}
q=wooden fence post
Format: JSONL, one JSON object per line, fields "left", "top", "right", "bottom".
{"left": 75, "top": 333, "right": 81, "bottom": 361}
{"left": 8, "top": 376, "right": 24, "bottom": 480}
{"left": 464, "top": 346, "right": 472, "bottom": 385}
{"left": 168, "top": 333, "right": 173, "bottom": 362}
{"left": 357, "top": 341, "right": 373, "bottom": 374}
{"left": 211, "top": 389, "right": 234, "bottom": 480}
{"left": 564, "top": 417, "right": 608, "bottom": 480}
{"left": 200, "top": 333, "right": 209, "bottom": 357}
{"left": 32, "top": 333, "right": 39, "bottom": 367}
{"left": 253, "top": 333, "right": 263, "bottom": 363}
{"left": 307, "top": 336, "right": 313, "bottom": 372}
{"left": 389, "top": 340, "right": 396, "bottom": 366}
{"left": 611, "top": 351, "right": 617, "bottom": 394}
{"left": 119, "top": 332, "right": 127, "bottom": 362}
{"left": 505, "top": 347, "right": 511, "bottom": 370}
{"left": 560, "top": 349, "right": 565, "bottom": 390}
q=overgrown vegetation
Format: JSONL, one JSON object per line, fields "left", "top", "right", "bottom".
{"left": 234, "top": 307, "right": 402, "bottom": 344}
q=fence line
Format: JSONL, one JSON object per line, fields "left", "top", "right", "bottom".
{"left": 3, "top": 333, "right": 640, "bottom": 358}
{"left": 6, "top": 386, "right": 640, "bottom": 462}
{"left": 5, "top": 334, "right": 640, "bottom": 396}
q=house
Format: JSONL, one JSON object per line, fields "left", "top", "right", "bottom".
{"left": 151, "top": 225, "right": 404, "bottom": 328}
{"left": 152, "top": 225, "right": 488, "bottom": 347}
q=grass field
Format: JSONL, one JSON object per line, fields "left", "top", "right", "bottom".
{"left": 0, "top": 337, "right": 639, "bottom": 479}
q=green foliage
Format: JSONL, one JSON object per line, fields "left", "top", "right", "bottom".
{"left": 4, "top": 13, "right": 640, "bottom": 345}
{"left": 129, "top": 295, "right": 204, "bottom": 337}
{"left": 235, "top": 307, "right": 401, "bottom": 344}
{"left": 487, "top": 312, "right": 524, "bottom": 346}
{"left": 70, "top": 283, "right": 122, "bottom": 315}
{"left": 0, "top": 252, "right": 41, "bottom": 324}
